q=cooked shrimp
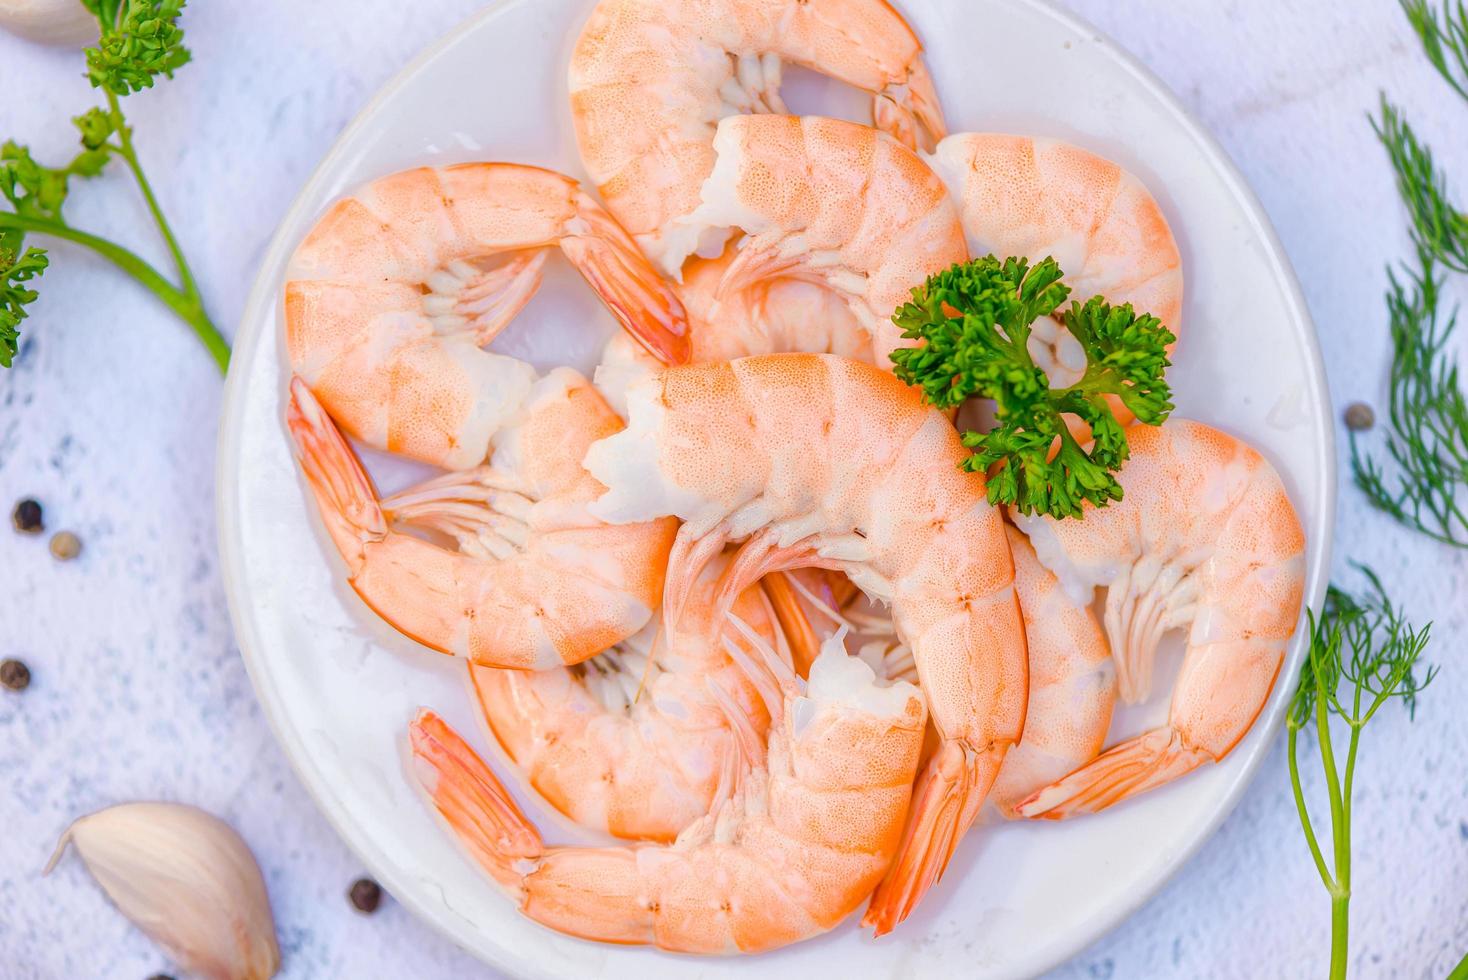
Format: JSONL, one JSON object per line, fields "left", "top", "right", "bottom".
{"left": 595, "top": 243, "right": 875, "bottom": 416}
{"left": 569, "top": 0, "right": 946, "bottom": 273}
{"left": 989, "top": 525, "right": 1117, "bottom": 817}
{"left": 582, "top": 353, "right": 1028, "bottom": 936}
{"left": 468, "top": 550, "right": 785, "bottom": 842}
{"left": 777, "top": 528, "right": 1116, "bottom": 819}
{"left": 925, "top": 134, "right": 1183, "bottom": 395}
{"left": 285, "top": 162, "right": 689, "bottom": 471}
{"left": 285, "top": 374, "right": 676, "bottom": 669}
{"left": 410, "top": 628, "right": 927, "bottom": 953}
{"left": 1011, "top": 419, "right": 1305, "bottom": 818}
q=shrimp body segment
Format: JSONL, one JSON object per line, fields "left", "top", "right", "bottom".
{"left": 285, "top": 163, "right": 689, "bottom": 471}
{"left": 569, "top": 0, "right": 946, "bottom": 273}
{"left": 925, "top": 134, "right": 1183, "bottom": 393}
{"left": 286, "top": 374, "right": 676, "bottom": 669}
{"left": 1012, "top": 419, "right": 1305, "bottom": 818}
{"left": 988, "top": 525, "right": 1117, "bottom": 818}
{"left": 469, "top": 550, "right": 783, "bottom": 842}
{"left": 583, "top": 353, "right": 1028, "bottom": 936}
{"left": 410, "top": 635, "right": 927, "bottom": 953}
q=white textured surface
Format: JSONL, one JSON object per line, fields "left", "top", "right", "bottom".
{"left": 0, "top": 2, "right": 1463, "bottom": 979}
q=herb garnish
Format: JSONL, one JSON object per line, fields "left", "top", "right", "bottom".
{"left": 1287, "top": 569, "right": 1435, "bottom": 980}
{"left": 0, "top": 0, "right": 227, "bottom": 372}
{"left": 890, "top": 255, "right": 1174, "bottom": 519}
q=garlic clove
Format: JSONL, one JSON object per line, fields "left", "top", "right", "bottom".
{"left": 0, "top": 0, "right": 100, "bottom": 47}
{"left": 46, "top": 802, "right": 281, "bottom": 980}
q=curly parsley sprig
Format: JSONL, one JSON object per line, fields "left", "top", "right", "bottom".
{"left": 1287, "top": 568, "right": 1435, "bottom": 980}
{"left": 0, "top": 0, "right": 226, "bottom": 372}
{"left": 890, "top": 256, "right": 1175, "bottom": 519}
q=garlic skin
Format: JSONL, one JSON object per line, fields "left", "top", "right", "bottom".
{"left": 0, "top": 0, "right": 99, "bottom": 47}
{"left": 46, "top": 803, "right": 281, "bottom": 980}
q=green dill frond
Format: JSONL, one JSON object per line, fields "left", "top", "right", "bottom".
{"left": 1349, "top": 252, "right": 1468, "bottom": 547}
{"left": 1400, "top": 0, "right": 1468, "bottom": 101}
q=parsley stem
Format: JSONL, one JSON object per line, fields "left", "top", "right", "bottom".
{"left": 105, "top": 91, "right": 202, "bottom": 304}
{"left": 0, "top": 211, "right": 228, "bottom": 372}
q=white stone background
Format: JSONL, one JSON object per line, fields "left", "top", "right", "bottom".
{"left": 1, "top": 0, "right": 1465, "bottom": 977}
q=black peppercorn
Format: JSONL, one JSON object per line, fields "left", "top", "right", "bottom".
{"left": 349, "top": 877, "right": 383, "bottom": 913}
{"left": 1344, "top": 402, "right": 1375, "bottom": 432}
{"left": 0, "top": 659, "right": 31, "bottom": 692}
{"left": 147, "top": 974, "right": 177, "bottom": 980}
{"left": 11, "top": 498, "right": 43, "bottom": 534}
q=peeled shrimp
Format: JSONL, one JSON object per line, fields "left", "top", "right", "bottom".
{"left": 285, "top": 374, "right": 676, "bottom": 669}
{"left": 410, "top": 629, "right": 926, "bottom": 953}
{"left": 568, "top": 0, "right": 946, "bottom": 273}
{"left": 925, "top": 134, "right": 1183, "bottom": 393}
{"left": 595, "top": 243, "right": 875, "bottom": 417}
{"left": 582, "top": 353, "right": 1028, "bottom": 936}
{"left": 1011, "top": 419, "right": 1305, "bottom": 818}
{"left": 468, "top": 550, "right": 784, "bottom": 842}
{"left": 989, "top": 525, "right": 1117, "bottom": 817}
{"left": 285, "top": 162, "right": 689, "bottom": 471}
{"left": 593, "top": 113, "right": 969, "bottom": 414}
{"left": 777, "top": 528, "right": 1116, "bottom": 819}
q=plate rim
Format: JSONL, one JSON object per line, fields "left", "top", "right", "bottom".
{"left": 215, "top": 0, "right": 1337, "bottom": 976}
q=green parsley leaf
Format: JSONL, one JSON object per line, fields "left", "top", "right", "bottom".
{"left": 890, "top": 256, "right": 1175, "bottom": 519}
{"left": 0, "top": 245, "right": 49, "bottom": 368}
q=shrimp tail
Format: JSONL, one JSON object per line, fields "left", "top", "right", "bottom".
{"left": 861, "top": 739, "right": 1003, "bottom": 937}
{"left": 564, "top": 192, "right": 691, "bottom": 365}
{"left": 1014, "top": 728, "right": 1212, "bottom": 820}
{"left": 408, "top": 709, "right": 543, "bottom": 889}
{"left": 873, "top": 61, "right": 947, "bottom": 152}
{"left": 286, "top": 376, "right": 388, "bottom": 569}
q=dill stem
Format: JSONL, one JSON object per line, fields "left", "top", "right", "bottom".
{"left": 1286, "top": 725, "right": 1334, "bottom": 890}
{"left": 1315, "top": 674, "right": 1350, "bottom": 979}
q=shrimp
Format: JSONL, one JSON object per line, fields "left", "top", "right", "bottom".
{"left": 776, "top": 528, "right": 1116, "bottom": 819}
{"left": 582, "top": 352, "right": 1028, "bottom": 936}
{"left": 284, "top": 162, "right": 690, "bottom": 471}
{"left": 1010, "top": 419, "right": 1305, "bottom": 818}
{"left": 285, "top": 374, "right": 676, "bottom": 670}
{"left": 467, "top": 550, "right": 785, "bottom": 842}
{"left": 410, "top": 628, "right": 927, "bottom": 953}
{"left": 568, "top": 0, "right": 946, "bottom": 274}
{"left": 988, "top": 525, "right": 1117, "bottom": 817}
{"left": 593, "top": 113, "right": 969, "bottom": 416}
{"left": 595, "top": 243, "right": 874, "bottom": 416}
{"left": 925, "top": 134, "right": 1183, "bottom": 396}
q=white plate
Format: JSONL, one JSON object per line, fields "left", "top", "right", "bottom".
{"left": 217, "top": 0, "right": 1334, "bottom": 976}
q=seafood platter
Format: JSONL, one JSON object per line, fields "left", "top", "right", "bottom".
{"left": 218, "top": 0, "right": 1332, "bottom": 975}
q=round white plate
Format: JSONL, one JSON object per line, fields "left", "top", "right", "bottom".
{"left": 218, "top": 0, "right": 1334, "bottom": 977}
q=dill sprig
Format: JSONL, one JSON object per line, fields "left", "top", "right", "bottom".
{"left": 1287, "top": 568, "right": 1435, "bottom": 979}
{"left": 1351, "top": 95, "right": 1468, "bottom": 546}
{"left": 1350, "top": 252, "right": 1468, "bottom": 546}
{"left": 1401, "top": 0, "right": 1468, "bottom": 101}
{"left": 1373, "top": 98, "right": 1468, "bottom": 274}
